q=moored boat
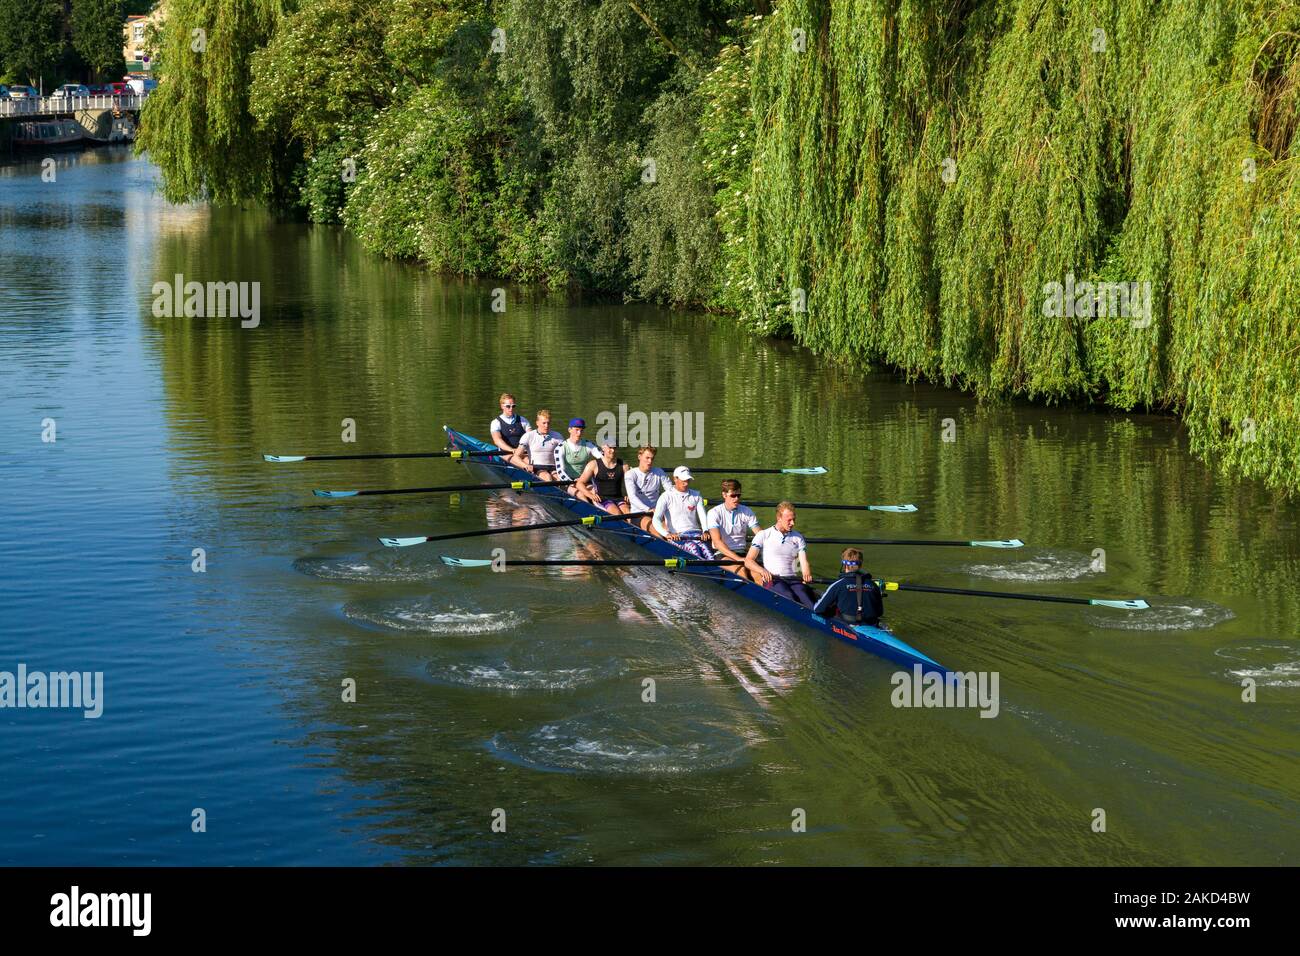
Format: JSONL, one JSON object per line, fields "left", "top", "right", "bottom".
{"left": 14, "top": 119, "right": 82, "bottom": 148}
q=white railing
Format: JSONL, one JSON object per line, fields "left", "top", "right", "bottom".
{"left": 0, "top": 94, "right": 148, "bottom": 118}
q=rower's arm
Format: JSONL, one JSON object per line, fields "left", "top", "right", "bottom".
{"left": 798, "top": 548, "right": 813, "bottom": 584}
{"left": 507, "top": 443, "right": 529, "bottom": 470}
{"left": 743, "top": 544, "right": 767, "bottom": 581}
{"left": 707, "top": 527, "right": 740, "bottom": 560}
{"left": 575, "top": 459, "right": 599, "bottom": 493}
{"left": 651, "top": 495, "right": 671, "bottom": 538}
{"left": 812, "top": 580, "right": 839, "bottom": 616}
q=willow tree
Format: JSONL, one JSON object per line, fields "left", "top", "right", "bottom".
{"left": 731, "top": 0, "right": 1300, "bottom": 489}
{"left": 137, "top": 0, "right": 292, "bottom": 205}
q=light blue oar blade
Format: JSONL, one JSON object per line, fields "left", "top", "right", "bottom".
{"left": 379, "top": 536, "right": 428, "bottom": 548}
{"left": 264, "top": 454, "right": 305, "bottom": 463}
{"left": 781, "top": 466, "right": 828, "bottom": 475}
{"left": 1091, "top": 598, "right": 1149, "bottom": 610}
{"left": 869, "top": 504, "right": 918, "bottom": 513}
{"left": 439, "top": 556, "right": 494, "bottom": 568}
{"left": 314, "top": 490, "right": 358, "bottom": 498}
{"left": 971, "top": 539, "right": 1024, "bottom": 548}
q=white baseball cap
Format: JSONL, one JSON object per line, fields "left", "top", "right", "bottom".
{"left": 672, "top": 466, "right": 693, "bottom": 481}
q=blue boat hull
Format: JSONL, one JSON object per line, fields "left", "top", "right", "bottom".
{"left": 444, "top": 426, "right": 949, "bottom": 676}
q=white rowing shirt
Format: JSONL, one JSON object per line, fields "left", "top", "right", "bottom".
{"left": 517, "top": 429, "right": 562, "bottom": 466}
{"left": 705, "top": 503, "right": 760, "bottom": 552}
{"left": 652, "top": 486, "right": 708, "bottom": 537}
{"left": 749, "top": 526, "right": 807, "bottom": 577}
{"left": 489, "top": 414, "right": 531, "bottom": 435}
{"left": 625, "top": 466, "right": 670, "bottom": 512}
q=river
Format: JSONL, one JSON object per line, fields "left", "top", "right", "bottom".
{"left": 1, "top": 148, "right": 1296, "bottom": 865}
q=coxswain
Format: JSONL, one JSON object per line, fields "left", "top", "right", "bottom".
{"left": 744, "top": 501, "right": 817, "bottom": 608}
{"left": 576, "top": 440, "right": 629, "bottom": 514}
{"left": 812, "top": 548, "right": 884, "bottom": 625}
{"left": 651, "top": 466, "right": 713, "bottom": 560}
{"left": 489, "top": 393, "right": 531, "bottom": 452}
{"left": 704, "top": 479, "right": 762, "bottom": 580}
{"left": 624, "top": 445, "right": 670, "bottom": 532}
{"left": 508, "top": 409, "right": 563, "bottom": 480}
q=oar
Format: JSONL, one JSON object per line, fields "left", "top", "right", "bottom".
{"left": 672, "top": 465, "right": 828, "bottom": 475}
{"left": 441, "top": 556, "right": 736, "bottom": 568}
{"left": 263, "top": 449, "right": 506, "bottom": 463}
{"left": 379, "top": 511, "right": 652, "bottom": 548}
{"left": 316, "top": 479, "right": 570, "bottom": 498}
{"left": 805, "top": 537, "right": 1024, "bottom": 548}
{"left": 747, "top": 500, "right": 918, "bottom": 513}
{"left": 855, "top": 580, "right": 1148, "bottom": 610}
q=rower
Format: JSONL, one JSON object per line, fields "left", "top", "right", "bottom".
{"left": 704, "top": 479, "right": 761, "bottom": 580}
{"left": 576, "top": 440, "right": 629, "bottom": 515}
{"left": 812, "top": 548, "right": 884, "bottom": 625}
{"left": 651, "top": 466, "right": 713, "bottom": 560}
{"left": 555, "top": 418, "right": 601, "bottom": 490}
{"left": 508, "top": 409, "right": 563, "bottom": 480}
{"left": 624, "top": 444, "right": 670, "bottom": 533}
{"left": 744, "top": 501, "right": 817, "bottom": 608}
{"left": 489, "top": 392, "right": 530, "bottom": 452}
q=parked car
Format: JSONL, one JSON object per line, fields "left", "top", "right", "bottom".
{"left": 104, "top": 82, "right": 130, "bottom": 96}
{"left": 0, "top": 85, "right": 10, "bottom": 100}
{"left": 50, "top": 84, "right": 91, "bottom": 100}
{"left": 125, "top": 77, "right": 157, "bottom": 95}
{"left": 7, "top": 85, "right": 39, "bottom": 100}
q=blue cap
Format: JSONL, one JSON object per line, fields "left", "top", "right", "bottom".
{"left": 569, "top": 418, "right": 586, "bottom": 428}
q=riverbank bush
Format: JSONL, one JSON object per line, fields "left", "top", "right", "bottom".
{"left": 138, "top": 0, "right": 1300, "bottom": 491}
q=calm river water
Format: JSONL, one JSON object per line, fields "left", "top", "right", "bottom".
{"left": 1, "top": 149, "right": 1297, "bottom": 865}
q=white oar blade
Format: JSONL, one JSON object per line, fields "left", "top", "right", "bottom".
{"left": 1091, "top": 598, "right": 1149, "bottom": 610}
{"left": 264, "top": 454, "right": 305, "bottom": 463}
{"left": 971, "top": 539, "right": 1024, "bottom": 548}
{"left": 782, "top": 466, "right": 828, "bottom": 475}
{"left": 870, "top": 504, "right": 918, "bottom": 513}
{"left": 440, "top": 556, "right": 493, "bottom": 568}
{"left": 314, "top": 490, "right": 358, "bottom": 498}
{"left": 379, "top": 536, "right": 428, "bottom": 548}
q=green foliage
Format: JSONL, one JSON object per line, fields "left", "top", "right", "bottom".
{"left": 0, "top": 0, "right": 68, "bottom": 85}
{"left": 137, "top": 0, "right": 291, "bottom": 206}
{"left": 732, "top": 0, "right": 1300, "bottom": 489}
{"left": 72, "top": 0, "right": 127, "bottom": 79}
{"left": 136, "top": 0, "right": 1300, "bottom": 490}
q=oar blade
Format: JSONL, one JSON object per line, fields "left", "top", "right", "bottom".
{"left": 869, "top": 504, "right": 918, "bottom": 513}
{"left": 440, "top": 556, "right": 494, "bottom": 568}
{"left": 781, "top": 466, "right": 828, "bottom": 475}
{"left": 379, "top": 535, "right": 429, "bottom": 548}
{"left": 314, "top": 490, "right": 358, "bottom": 498}
{"left": 1091, "top": 598, "right": 1149, "bottom": 610}
{"left": 264, "top": 454, "right": 305, "bottom": 463}
{"left": 971, "top": 539, "right": 1024, "bottom": 548}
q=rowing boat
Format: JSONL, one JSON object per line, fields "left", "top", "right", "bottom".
{"left": 442, "top": 426, "right": 950, "bottom": 675}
